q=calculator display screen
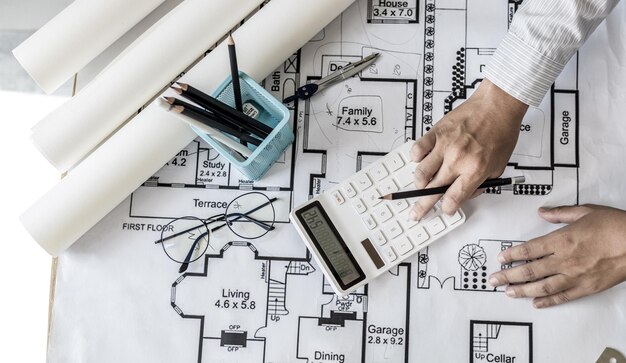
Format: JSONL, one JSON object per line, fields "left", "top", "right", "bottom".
{"left": 296, "top": 202, "right": 365, "bottom": 289}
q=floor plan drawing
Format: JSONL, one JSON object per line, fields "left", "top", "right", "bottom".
{"left": 417, "top": 239, "right": 526, "bottom": 293}
{"left": 47, "top": 1, "right": 626, "bottom": 362}
{"left": 470, "top": 320, "right": 533, "bottom": 363}
{"left": 170, "top": 240, "right": 410, "bottom": 363}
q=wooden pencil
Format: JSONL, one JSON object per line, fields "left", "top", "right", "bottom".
{"left": 164, "top": 95, "right": 242, "bottom": 132}
{"left": 175, "top": 82, "right": 273, "bottom": 136}
{"left": 170, "top": 86, "right": 265, "bottom": 139}
{"left": 380, "top": 176, "right": 526, "bottom": 200}
{"left": 158, "top": 98, "right": 252, "bottom": 157}
{"left": 227, "top": 34, "right": 243, "bottom": 112}
{"left": 162, "top": 97, "right": 261, "bottom": 146}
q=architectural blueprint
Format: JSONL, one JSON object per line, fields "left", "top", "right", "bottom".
{"left": 48, "top": 0, "right": 626, "bottom": 362}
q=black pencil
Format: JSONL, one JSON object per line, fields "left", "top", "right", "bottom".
{"left": 164, "top": 95, "right": 243, "bottom": 133}
{"left": 171, "top": 86, "right": 254, "bottom": 147}
{"left": 175, "top": 82, "right": 273, "bottom": 136}
{"left": 227, "top": 34, "right": 243, "bottom": 112}
{"left": 380, "top": 176, "right": 526, "bottom": 200}
{"left": 163, "top": 98, "right": 261, "bottom": 146}
{"left": 177, "top": 105, "right": 261, "bottom": 147}
{"left": 171, "top": 85, "right": 268, "bottom": 139}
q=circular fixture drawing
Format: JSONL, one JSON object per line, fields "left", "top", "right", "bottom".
{"left": 458, "top": 244, "right": 487, "bottom": 271}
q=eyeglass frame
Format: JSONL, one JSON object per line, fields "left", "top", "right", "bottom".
{"left": 154, "top": 192, "right": 277, "bottom": 272}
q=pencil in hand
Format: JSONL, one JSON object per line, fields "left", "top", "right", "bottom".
{"left": 380, "top": 176, "right": 526, "bottom": 200}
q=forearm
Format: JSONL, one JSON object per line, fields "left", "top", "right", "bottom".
{"left": 485, "top": 0, "right": 621, "bottom": 107}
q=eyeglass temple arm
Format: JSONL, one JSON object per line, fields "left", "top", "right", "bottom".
{"left": 154, "top": 223, "right": 203, "bottom": 244}
{"left": 178, "top": 231, "right": 209, "bottom": 273}
{"left": 211, "top": 197, "right": 278, "bottom": 233}
{"left": 231, "top": 197, "right": 277, "bottom": 223}
{"left": 225, "top": 213, "right": 275, "bottom": 231}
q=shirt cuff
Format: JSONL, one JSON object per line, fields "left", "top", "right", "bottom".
{"left": 484, "top": 32, "right": 565, "bottom": 107}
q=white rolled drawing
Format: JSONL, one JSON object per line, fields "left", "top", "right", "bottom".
{"left": 30, "top": 0, "right": 263, "bottom": 172}
{"left": 12, "top": 0, "right": 166, "bottom": 94}
{"left": 20, "top": 0, "right": 356, "bottom": 256}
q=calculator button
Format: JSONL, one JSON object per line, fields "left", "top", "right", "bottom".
{"left": 373, "top": 205, "right": 393, "bottom": 223}
{"left": 390, "top": 199, "right": 409, "bottom": 214}
{"left": 351, "top": 199, "right": 367, "bottom": 214}
{"left": 362, "top": 215, "right": 377, "bottom": 230}
{"left": 393, "top": 236, "right": 414, "bottom": 255}
{"left": 363, "top": 189, "right": 382, "bottom": 207}
{"left": 398, "top": 209, "right": 419, "bottom": 229}
{"left": 422, "top": 207, "right": 437, "bottom": 221}
{"left": 395, "top": 165, "right": 415, "bottom": 188}
{"left": 379, "top": 179, "right": 399, "bottom": 195}
{"left": 382, "top": 221, "right": 403, "bottom": 240}
{"left": 382, "top": 246, "right": 397, "bottom": 262}
{"left": 370, "top": 164, "right": 389, "bottom": 181}
{"left": 384, "top": 153, "right": 405, "bottom": 172}
{"left": 354, "top": 173, "right": 373, "bottom": 191}
{"left": 331, "top": 190, "right": 345, "bottom": 205}
{"left": 409, "top": 226, "right": 429, "bottom": 245}
{"left": 443, "top": 210, "right": 462, "bottom": 225}
{"left": 399, "top": 142, "right": 414, "bottom": 161}
{"left": 372, "top": 231, "right": 387, "bottom": 246}
{"left": 425, "top": 216, "right": 446, "bottom": 235}
{"left": 342, "top": 183, "right": 357, "bottom": 198}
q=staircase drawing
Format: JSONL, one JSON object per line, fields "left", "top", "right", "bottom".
{"left": 472, "top": 323, "right": 501, "bottom": 352}
{"left": 266, "top": 261, "right": 315, "bottom": 317}
{"left": 286, "top": 261, "right": 316, "bottom": 275}
{"left": 267, "top": 279, "right": 289, "bottom": 316}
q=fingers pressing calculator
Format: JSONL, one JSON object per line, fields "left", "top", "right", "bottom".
{"left": 290, "top": 141, "right": 465, "bottom": 295}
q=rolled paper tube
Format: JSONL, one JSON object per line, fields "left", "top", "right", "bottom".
{"left": 12, "top": 0, "right": 166, "bottom": 94}
{"left": 20, "top": 0, "right": 356, "bottom": 256}
{"left": 30, "top": 0, "right": 264, "bottom": 172}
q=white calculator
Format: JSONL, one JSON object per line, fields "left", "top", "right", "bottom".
{"left": 290, "top": 141, "right": 466, "bottom": 295}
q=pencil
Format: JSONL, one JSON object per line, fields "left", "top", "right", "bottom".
{"left": 158, "top": 98, "right": 252, "bottom": 157}
{"left": 175, "top": 82, "right": 273, "bottom": 136}
{"left": 163, "top": 97, "right": 243, "bottom": 136}
{"left": 380, "top": 176, "right": 526, "bottom": 200}
{"left": 162, "top": 97, "right": 261, "bottom": 146}
{"left": 171, "top": 86, "right": 253, "bottom": 147}
{"left": 170, "top": 86, "right": 266, "bottom": 139}
{"left": 227, "top": 34, "right": 243, "bottom": 112}
{"left": 164, "top": 95, "right": 242, "bottom": 132}
{"left": 225, "top": 34, "right": 246, "bottom": 148}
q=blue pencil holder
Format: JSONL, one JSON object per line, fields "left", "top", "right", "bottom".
{"left": 190, "top": 72, "right": 293, "bottom": 180}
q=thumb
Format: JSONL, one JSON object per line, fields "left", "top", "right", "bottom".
{"left": 538, "top": 205, "right": 594, "bottom": 224}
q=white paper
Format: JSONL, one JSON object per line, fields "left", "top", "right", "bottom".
{"left": 29, "top": 0, "right": 263, "bottom": 172}
{"left": 47, "top": 0, "right": 626, "bottom": 362}
{"left": 12, "top": 0, "right": 165, "bottom": 94}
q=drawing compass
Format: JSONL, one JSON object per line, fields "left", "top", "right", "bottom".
{"left": 282, "top": 52, "right": 380, "bottom": 103}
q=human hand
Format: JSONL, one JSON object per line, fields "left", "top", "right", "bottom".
{"left": 489, "top": 205, "right": 626, "bottom": 308}
{"left": 409, "top": 79, "right": 528, "bottom": 220}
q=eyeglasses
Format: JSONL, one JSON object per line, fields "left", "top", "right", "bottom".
{"left": 155, "top": 192, "right": 277, "bottom": 273}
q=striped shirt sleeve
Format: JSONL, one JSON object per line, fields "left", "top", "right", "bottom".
{"left": 484, "top": 0, "right": 621, "bottom": 107}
